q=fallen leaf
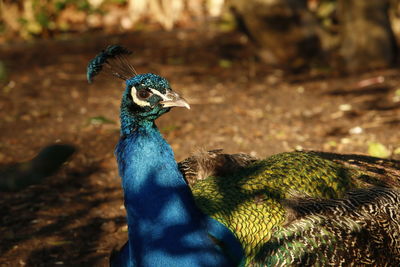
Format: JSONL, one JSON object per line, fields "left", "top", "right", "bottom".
{"left": 368, "top": 142, "right": 390, "bottom": 158}
{"left": 88, "top": 116, "right": 116, "bottom": 125}
{"left": 219, "top": 59, "right": 232, "bottom": 68}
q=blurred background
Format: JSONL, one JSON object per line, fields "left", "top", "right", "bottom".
{"left": 1, "top": 0, "right": 399, "bottom": 265}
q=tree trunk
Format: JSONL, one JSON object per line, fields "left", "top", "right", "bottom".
{"left": 230, "top": 0, "right": 321, "bottom": 70}
{"left": 338, "top": 0, "right": 397, "bottom": 73}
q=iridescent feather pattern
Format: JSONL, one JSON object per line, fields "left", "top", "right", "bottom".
{"left": 86, "top": 45, "right": 137, "bottom": 83}
{"left": 185, "top": 150, "right": 400, "bottom": 266}
{"left": 254, "top": 187, "right": 400, "bottom": 266}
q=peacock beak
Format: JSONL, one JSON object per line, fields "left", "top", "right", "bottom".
{"left": 160, "top": 90, "right": 190, "bottom": 109}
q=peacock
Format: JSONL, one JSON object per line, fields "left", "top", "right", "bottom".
{"left": 87, "top": 45, "right": 400, "bottom": 266}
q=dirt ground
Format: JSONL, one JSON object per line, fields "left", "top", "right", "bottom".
{"left": 0, "top": 30, "right": 399, "bottom": 266}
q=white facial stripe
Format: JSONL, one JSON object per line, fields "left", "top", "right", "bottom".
{"left": 150, "top": 88, "right": 170, "bottom": 101}
{"left": 130, "top": 86, "right": 151, "bottom": 107}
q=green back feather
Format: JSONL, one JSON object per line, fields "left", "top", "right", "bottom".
{"left": 190, "top": 152, "right": 381, "bottom": 263}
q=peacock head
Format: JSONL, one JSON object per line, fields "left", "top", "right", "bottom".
{"left": 121, "top": 73, "right": 190, "bottom": 122}
{"left": 87, "top": 45, "right": 189, "bottom": 125}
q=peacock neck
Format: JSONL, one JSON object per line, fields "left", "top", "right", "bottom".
{"left": 116, "top": 122, "right": 192, "bottom": 210}
{"left": 115, "top": 120, "right": 242, "bottom": 266}
{"left": 119, "top": 95, "right": 169, "bottom": 136}
{"left": 120, "top": 107, "right": 151, "bottom": 136}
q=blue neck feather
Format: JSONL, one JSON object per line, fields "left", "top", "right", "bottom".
{"left": 113, "top": 113, "right": 244, "bottom": 266}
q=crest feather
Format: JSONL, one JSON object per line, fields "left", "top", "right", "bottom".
{"left": 87, "top": 45, "right": 137, "bottom": 83}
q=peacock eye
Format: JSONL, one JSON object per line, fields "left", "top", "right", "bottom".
{"left": 137, "top": 89, "right": 152, "bottom": 99}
